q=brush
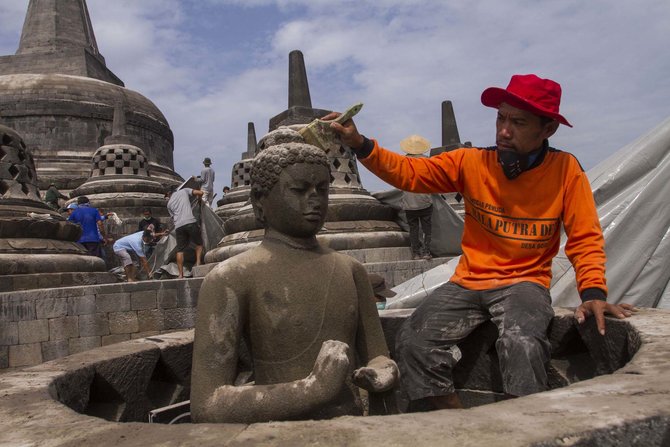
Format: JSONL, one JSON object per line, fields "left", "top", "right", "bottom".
{"left": 299, "top": 102, "right": 363, "bottom": 151}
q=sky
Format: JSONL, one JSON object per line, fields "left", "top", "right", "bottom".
{"left": 0, "top": 0, "right": 669, "bottom": 194}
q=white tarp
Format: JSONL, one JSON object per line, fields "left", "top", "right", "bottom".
{"left": 388, "top": 117, "right": 670, "bottom": 309}
{"left": 372, "top": 190, "right": 464, "bottom": 257}
{"left": 150, "top": 177, "right": 225, "bottom": 278}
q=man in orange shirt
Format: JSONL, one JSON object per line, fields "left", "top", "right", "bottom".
{"left": 327, "top": 74, "right": 633, "bottom": 410}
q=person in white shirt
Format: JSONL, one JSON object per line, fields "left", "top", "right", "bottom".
{"left": 113, "top": 230, "right": 154, "bottom": 282}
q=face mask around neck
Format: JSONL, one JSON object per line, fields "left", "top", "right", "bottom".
{"left": 497, "top": 150, "right": 530, "bottom": 180}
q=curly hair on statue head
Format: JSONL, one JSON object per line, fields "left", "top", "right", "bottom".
{"left": 250, "top": 143, "right": 329, "bottom": 197}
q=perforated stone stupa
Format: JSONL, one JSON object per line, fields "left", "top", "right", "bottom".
{"left": 214, "top": 122, "right": 258, "bottom": 221}
{"left": 0, "top": 0, "right": 182, "bottom": 191}
{"left": 205, "top": 50, "right": 409, "bottom": 262}
{"left": 68, "top": 102, "right": 172, "bottom": 237}
{"left": 0, "top": 123, "right": 106, "bottom": 291}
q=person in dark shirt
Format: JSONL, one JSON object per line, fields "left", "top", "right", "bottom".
{"left": 138, "top": 209, "right": 163, "bottom": 234}
{"left": 44, "top": 183, "right": 67, "bottom": 210}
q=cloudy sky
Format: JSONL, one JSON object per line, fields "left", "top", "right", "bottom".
{"left": 0, "top": 0, "right": 668, "bottom": 193}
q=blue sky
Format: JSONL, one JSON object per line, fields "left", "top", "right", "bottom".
{"left": 1, "top": 0, "right": 669, "bottom": 194}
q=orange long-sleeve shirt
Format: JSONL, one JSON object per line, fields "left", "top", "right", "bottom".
{"left": 360, "top": 139, "right": 607, "bottom": 298}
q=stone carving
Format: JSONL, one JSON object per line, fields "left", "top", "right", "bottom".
{"left": 69, "top": 102, "right": 173, "bottom": 240}
{"left": 0, "top": 123, "right": 105, "bottom": 275}
{"left": 213, "top": 122, "right": 258, "bottom": 220}
{"left": 205, "top": 51, "right": 409, "bottom": 263}
{"left": 191, "top": 143, "right": 398, "bottom": 423}
{"left": 0, "top": 0, "right": 183, "bottom": 191}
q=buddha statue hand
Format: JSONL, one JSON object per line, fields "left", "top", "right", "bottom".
{"left": 308, "top": 340, "right": 351, "bottom": 400}
{"left": 352, "top": 355, "right": 399, "bottom": 393}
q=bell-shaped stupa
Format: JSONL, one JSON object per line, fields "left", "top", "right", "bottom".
{"left": 0, "top": 123, "right": 107, "bottom": 290}
{"left": 214, "top": 122, "right": 259, "bottom": 221}
{"left": 69, "top": 100, "right": 171, "bottom": 237}
{"left": 205, "top": 50, "right": 409, "bottom": 262}
{"left": 0, "top": 0, "right": 182, "bottom": 191}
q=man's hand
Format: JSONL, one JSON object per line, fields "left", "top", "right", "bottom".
{"left": 575, "top": 300, "right": 635, "bottom": 335}
{"left": 322, "top": 112, "right": 365, "bottom": 149}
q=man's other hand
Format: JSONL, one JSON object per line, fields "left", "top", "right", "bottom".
{"left": 322, "top": 112, "right": 365, "bottom": 149}
{"left": 575, "top": 300, "right": 635, "bottom": 335}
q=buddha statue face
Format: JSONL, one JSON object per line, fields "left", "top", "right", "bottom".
{"left": 250, "top": 142, "right": 330, "bottom": 238}
{"left": 258, "top": 162, "right": 329, "bottom": 238}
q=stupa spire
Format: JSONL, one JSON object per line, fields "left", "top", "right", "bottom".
{"left": 288, "top": 50, "right": 312, "bottom": 108}
{"left": 441, "top": 101, "right": 461, "bottom": 149}
{"left": 18, "top": 0, "right": 100, "bottom": 57}
{"left": 1, "top": 0, "right": 123, "bottom": 86}
{"left": 244, "top": 122, "right": 258, "bottom": 159}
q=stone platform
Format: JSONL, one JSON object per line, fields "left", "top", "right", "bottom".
{"left": 0, "top": 271, "right": 119, "bottom": 293}
{"left": 1, "top": 308, "right": 669, "bottom": 446}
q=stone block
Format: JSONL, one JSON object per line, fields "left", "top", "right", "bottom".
{"left": 41, "top": 340, "right": 69, "bottom": 362}
{"left": 175, "top": 281, "right": 201, "bottom": 308}
{"left": 67, "top": 294, "right": 96, "bottom": 315}
{"left": 0, "top": 321, "right": 18, "bottom": 345}
{"left": 157, "top": 288, "right": 178, "bottom": 309}
{"left": 137, "top": 309, "right": 164, "bottom": 332}
{"left": 11, "top": 275, "right": 34, "bottom": 291}
{"left": 8, "top": 343, "right": 43, "bottom": 367}
{"left": 163, "top": 308, "right": 196, "bottom": 330}
{"left": 131, "top": 290, "right": 157, "bottom": 310}
{"left": 35, "top": 297, "right": 68, "bottom": 319}
{"left": 69, "top": 336, "right": 101, "bottom": 355}
{"left": 0, "top": 346, "right": 7, "bottom": 369}
{"left": 131, "top": 331, "right": 160, "bottom": 339}
{"left": 36, "top": 275, "right": 62, "bottom": 289}
{"left": 96, "top": 293, "right": 131, "bottom": 313}
{"left": 78, "top": 313, "right": 110, "bottom": 337}
{"left": 102, "top": 333, "right": 131, "bottom": 346}
{"left": 0, "top": 295, "right": 35, "bottom": 321}
{"left": 109, "top": 311, "right": 139, "bottom": 334}
{"left": 18, "top": 319, "right": 49, "bottom": 344}
{"left": 49, "top": 316, "right": 79, "bottom": 341}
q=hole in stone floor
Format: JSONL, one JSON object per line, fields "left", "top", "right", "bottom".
{"left": 51, "top": 315, "right": 641, "bottom": 424}
{"left": 84, "top": 373, "right": 126, "bottom": 421}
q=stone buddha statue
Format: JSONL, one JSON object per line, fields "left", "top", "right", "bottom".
{"left": 191, "top": 141, "right": 398, "bottom": 423}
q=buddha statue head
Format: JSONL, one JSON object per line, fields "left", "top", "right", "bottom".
{"left": 250, "top": 142, "right": 330, "bottom": 239}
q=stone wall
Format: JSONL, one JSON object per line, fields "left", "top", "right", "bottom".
{"left": 0, "top": 278, "right": 202, "bottom": 369}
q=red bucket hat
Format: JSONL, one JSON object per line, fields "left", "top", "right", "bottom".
{"left": 481, "top": 74, "right": 572, "bottom": 127}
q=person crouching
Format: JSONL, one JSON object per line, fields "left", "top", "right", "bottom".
{"left": 113, "top": 230, "right": 154, "bottom": 282}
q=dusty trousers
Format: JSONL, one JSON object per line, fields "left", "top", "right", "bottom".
{"left": 395, "top": 281, "right": 554, "bottom": 401}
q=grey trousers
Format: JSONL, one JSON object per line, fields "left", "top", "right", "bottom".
{"left": 405, "top": 206, "right": 433, "bottom": 256}
{"left": 395, "top": 281, "right": 554, "bottom": 401}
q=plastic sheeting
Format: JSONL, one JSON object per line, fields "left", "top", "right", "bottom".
{"left": 149, "top": 178, "right": 225, "bottom": 278}
{"left": 372, "top": 190, "right": 464, "bottom": 257}
{"left": 388, "top": 117, "right": 670, "bottom": 309}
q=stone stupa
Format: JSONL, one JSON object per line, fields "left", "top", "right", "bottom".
{"left": 213, "top": 122, "right": 259, "bottom": 221}
{"left": 205, "top": 50, "right": 410, "bottom": 263}
{"left": 0, "top": 123, "right": 108, "bottom": 291}
{"left": 0, "top": 0, "right": 182, "bottom": 191}
{"left": 68, "top": 100, "right": 172, "bottom": 237}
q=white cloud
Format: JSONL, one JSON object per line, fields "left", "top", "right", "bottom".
{"left": 1, "top": 0, "right": 668, "bottom": 193}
